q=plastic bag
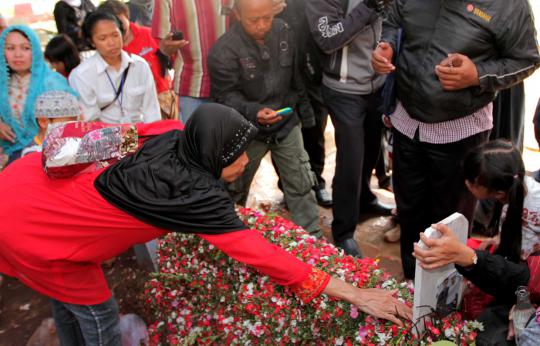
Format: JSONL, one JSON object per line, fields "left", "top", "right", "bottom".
{"left": 119, "top": 314, "right": 149, "bottom": 346}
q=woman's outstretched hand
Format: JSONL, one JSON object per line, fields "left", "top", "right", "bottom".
{"left": 354, "top": 288, "right": 412, "bottom": 326}
{"left": 323, "top": 277, "right": 412, "bottom": 326}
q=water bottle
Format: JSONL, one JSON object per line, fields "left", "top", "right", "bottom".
{"left": 512, "top": 286, "right": 536, "bottom": 341}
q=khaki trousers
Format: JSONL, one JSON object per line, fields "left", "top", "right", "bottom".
{"left": 228, "top": 125, "right": 320, "bottom": 232}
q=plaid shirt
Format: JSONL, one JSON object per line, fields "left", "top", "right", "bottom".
{"left": 152, "top": 0, "right": 234, "bottom": 98}
{"left": 390, "top": 101, "right": 493, "bottom": 144}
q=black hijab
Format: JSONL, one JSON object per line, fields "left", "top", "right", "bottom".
{"left": 94, "top": 103, "right": 258, "bottom": 234}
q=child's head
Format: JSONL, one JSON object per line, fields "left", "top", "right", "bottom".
{"left": 463, "top": 139, "right": 525, "bottom": 263}
{"left": 34, "top": 90, "right": 82, "bottom": 131}
{"left": 44, "top": 34, "right": 80, "bottom": 77}
{"left": 463, "top": 140, "right": 524, "bottom": 202}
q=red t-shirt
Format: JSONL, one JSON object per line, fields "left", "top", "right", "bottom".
{"left": 124, "top": 22, "right": 170, "bottom": 94}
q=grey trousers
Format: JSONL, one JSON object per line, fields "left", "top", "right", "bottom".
{"left": 228, "top": 125, "right": 320, "bottom": 232}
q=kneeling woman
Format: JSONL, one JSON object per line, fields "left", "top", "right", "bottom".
{"left": 414, "top": 140, "right": 540, "bottom": 345}
{"left": 0, "top": 104, "right": 410, "bottom": 345}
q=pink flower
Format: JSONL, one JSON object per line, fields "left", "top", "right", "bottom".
{"left": 350, "top": 306, "right": 359, "bottom": 319}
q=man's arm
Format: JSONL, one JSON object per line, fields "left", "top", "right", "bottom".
{"left": 305, "top": 0, "right": 378, "bottom": 54}
{"left": 208, "top": 48, "right": 264, "bottom": 124}
{"left": 475, "top": 1, "right": 540, "bottom": 92}
{"left": 290, "top": 31, "right": 315, "bottom": 129}
{"left": 151, "top": 0, "right": 171, "bottom": 40}
{"left": 380, "top": 0, "right": 405, "bottom": 53}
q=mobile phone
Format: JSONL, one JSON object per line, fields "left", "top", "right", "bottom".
{"left": 171, "top": 31, "right": 184, "bottom": 41}
{"left": 276, "top": 107, "right": 293, "bottom": 116}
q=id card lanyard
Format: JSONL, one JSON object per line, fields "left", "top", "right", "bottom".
{"left": 105, "top": 66, "right": 129, "bottom": 120}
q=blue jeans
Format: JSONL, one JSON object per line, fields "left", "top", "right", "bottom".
{"left": 51, "top": 297, "right": 121, "bottom": 346}
{"left": 179, "top": 96, "right": 209, "bottom": 124}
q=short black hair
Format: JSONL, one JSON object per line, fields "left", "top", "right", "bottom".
{"left": 82, "top": 10, "right": 125, "bottom": 45}
{"left": 97, "top": 0, "right": 130, "bottom": 18}
{"left": 45, "top": 34, "right": 81, "bottom": 76}
{"left": 234, "top": 0, "right": 273, "bottom": 12}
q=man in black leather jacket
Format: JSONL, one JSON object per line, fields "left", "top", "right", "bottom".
{"left": 372, "top": 0, "right": 539, "bottom": 281}
{"left": 208, "top": 0, "right": 321, "bottom": 235}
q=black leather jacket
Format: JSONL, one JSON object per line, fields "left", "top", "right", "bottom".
{"left": 208, "top": 20, "right": 315, "bottom": 142}
{"left": 382, "top": 0, "right": 540, "bottom": 123}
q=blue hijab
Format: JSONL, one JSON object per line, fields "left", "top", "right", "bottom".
{"left": 0, "top": 25, "right": 76, "bottom": 155}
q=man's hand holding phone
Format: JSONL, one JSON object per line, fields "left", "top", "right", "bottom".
{"left": 159, "top": 32, "right": 189, "bottom": 57}
{"left": 257, "top": 108, "right": 282, "bottom": 126}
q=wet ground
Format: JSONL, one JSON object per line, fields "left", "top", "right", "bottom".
{"left": 246, "top": 124, "right": 404, "bottom": 280}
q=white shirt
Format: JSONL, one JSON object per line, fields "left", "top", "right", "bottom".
{"left": 69, "top": 50, "right": 160, "bottom": 124}
{"left": 520, "top": 176, "right": 540, "bottom": 260}
{"left": 499, "top": 176, "right": 540, "bottom": 260}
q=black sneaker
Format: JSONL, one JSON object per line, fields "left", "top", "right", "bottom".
{"left": 336, "top": 238, "right": 363, "bottom": 258}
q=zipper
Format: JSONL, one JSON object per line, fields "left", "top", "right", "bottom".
{"left": 329, "top": 51, "right": 337, "bottom": 70}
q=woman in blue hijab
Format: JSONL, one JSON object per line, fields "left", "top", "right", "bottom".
{"left": 0, "top": 25, "right": 75, "bottom": 164}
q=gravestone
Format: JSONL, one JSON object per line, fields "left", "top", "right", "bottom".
{"left": 413, "top": 213, "right": 469, "bottom": 335}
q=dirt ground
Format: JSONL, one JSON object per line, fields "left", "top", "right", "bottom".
{"left": 0, "top": 251, "right": 153, "bottom": 345}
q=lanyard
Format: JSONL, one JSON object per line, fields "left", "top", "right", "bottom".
{"left": 104, "top": 64, "right": 130, "bottom": 115}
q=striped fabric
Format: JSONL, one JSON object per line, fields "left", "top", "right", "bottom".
{"left": 390, "top": 101, "right": 493, "bottom": 144}
{"left": 152, "top": 0, "right": 234, "bottom": 98}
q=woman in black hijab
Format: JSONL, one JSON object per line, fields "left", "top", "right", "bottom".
{"left": 0, "top": 104, "right": 410, "bottom": 345}
{"left": 95, "top": 103, "right": 257, "bottom": 234}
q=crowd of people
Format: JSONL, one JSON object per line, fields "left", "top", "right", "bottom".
{"left": 0, "top": 0, "right": 540, "bottom": 345}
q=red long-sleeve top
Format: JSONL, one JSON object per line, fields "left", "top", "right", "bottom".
{"left": 0, "top": 132, "right": 328, "bottom": 305}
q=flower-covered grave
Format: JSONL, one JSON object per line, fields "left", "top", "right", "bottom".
{"left": 144, "top": 208, "right": 482, "bottom": 345}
